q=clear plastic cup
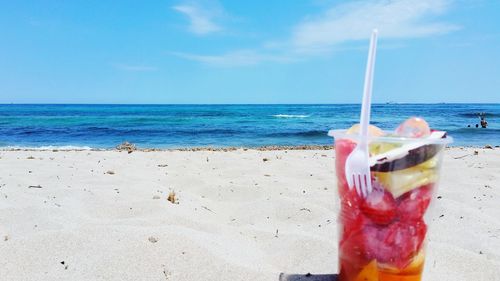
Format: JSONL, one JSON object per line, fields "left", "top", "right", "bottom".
{"left": 329, "top": 129, "right": 452, "bottom": 281}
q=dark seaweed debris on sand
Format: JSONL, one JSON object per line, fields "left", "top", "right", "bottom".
{"left": 116, "top": 141, "right": 137, "bottom": 153}
{"left": 5, "top": 144, "right": 332, "bottom": 152}
{"left": 174, "top": 145, "right": 332, "bottom": 151}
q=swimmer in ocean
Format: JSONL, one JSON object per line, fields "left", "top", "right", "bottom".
{"left": 480, "top": 117, "right": 488, "bottom": 128}
{"left": 478, "top": 113, "right": 488, "bottom": 128}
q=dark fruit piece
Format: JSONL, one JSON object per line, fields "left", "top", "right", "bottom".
{"left": 371, "top": 143, "right": 441, "bottom": 172}
{"left": 397, "top": 184, "right": 434, "bottom": 221}
{"left": 361, "top": 188, "right": 397, "bottom": 225}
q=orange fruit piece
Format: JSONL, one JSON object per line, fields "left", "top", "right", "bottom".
{"left": 355, "top": 260, "right": 379, "bottom": 281}
{"left": 378, "top": 251, "right": 425, "bottom": 281}
{"left": 401, "top": 250, "right": 425, "bottom": 275}
{"left": 379, "top": 272, "right": 422, "bottom": 281}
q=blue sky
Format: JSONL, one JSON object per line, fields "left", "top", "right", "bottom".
{"left": 0, "top": 0, "right": 499, "bottom": 104}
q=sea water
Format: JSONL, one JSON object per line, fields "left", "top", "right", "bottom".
{"left": 0, "top": 104, "right": 498, "bottom": 148}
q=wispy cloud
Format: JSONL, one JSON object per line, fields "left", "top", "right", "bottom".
{"left": 173, "top": 0, "right": 459, "bottom": 66}
{"left": 171, "top": 50, "right": 295, "bottom": 66}
{"left": 113, "top": 63, "right": 158, "bottom": 72}
{"left": 173, "top": 2, "right": 222, "bottom": 35}
{"left": 291, "top": 0, "right": 459, "bottom": 53}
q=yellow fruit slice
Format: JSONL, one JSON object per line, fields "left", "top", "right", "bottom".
{"left": 355, "top": 260, "right": 379, "bottom": 281}
{"left": 347, "top": 124, "right": 384, "bottom": 137}
{"left": 370, "top": 142, "right": 401, "bottom": 156}
{"left": 374, "top": 156, "right": 438, "bottom": 198}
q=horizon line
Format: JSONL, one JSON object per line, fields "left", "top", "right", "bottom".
{"left": 0, "top": 102, "right": 499, "bottom": 106}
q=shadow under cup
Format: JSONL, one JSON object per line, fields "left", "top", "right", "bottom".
{"left": 329, "top": 130, "right": 452, "bottom": 281}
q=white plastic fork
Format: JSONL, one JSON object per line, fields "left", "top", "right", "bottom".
{"left": 345, "top": 29, "right": 378, "bottom": 198}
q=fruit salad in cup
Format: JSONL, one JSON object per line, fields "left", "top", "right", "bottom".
{"left": 330, "top": 117, "right": 452, "bottom": 281}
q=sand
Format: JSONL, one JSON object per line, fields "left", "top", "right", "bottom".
{"left": 0, "top": 147, "right": 499, "bottom": 281}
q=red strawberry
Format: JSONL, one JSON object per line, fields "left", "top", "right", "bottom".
{"left": 339, "top": 228, "right": 373, "bottom": 266}
{"left": 361, "top": 187, "right": 397, "bottom": 225}
{"left": 339, "top": 203, "right": 368, "bottom": 245}
{"left": 362, "top": 220, "right": 427, "bottom": 269}
{"left": 335, "top": 139, "right": 357, "bottom": 197}
{"left": 397, "top": 184, "right": 434, "bottom": 221}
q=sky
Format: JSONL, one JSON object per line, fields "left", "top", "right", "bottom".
{"left": 0, "top": 0, "right": 499, "bottom": 104}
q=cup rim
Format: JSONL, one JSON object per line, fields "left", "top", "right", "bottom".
{"left": 328, "top": 129, "right": 453, "bottom": 144}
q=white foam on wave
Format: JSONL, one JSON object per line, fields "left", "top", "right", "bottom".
{"left": 272, "top": 114, "right": 310, "bottom": 118}
{"left": 0, "top": 145, "right": 94, "bottom": 151}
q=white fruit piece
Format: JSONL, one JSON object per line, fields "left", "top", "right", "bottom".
{"left": 396, "top": 117, "right": 431, "bottom": 138}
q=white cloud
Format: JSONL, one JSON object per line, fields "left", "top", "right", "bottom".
{"left": 173, "top": 3, "right": 221, "bottom": 35}
{"left": 171, "top": 50, "right": 295, "bottom": 66}
{"left": 173, "top": 0, "right": 459, "bottom": 65}
{"left": 113, "top": 64, "right": 158, "bottom": 72}
{"left": 291, "top": 0, "right": 459, "bottom": 53}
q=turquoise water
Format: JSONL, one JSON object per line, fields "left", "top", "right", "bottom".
{"left": 0, "top": 104, "right": 498, "bottom": 148}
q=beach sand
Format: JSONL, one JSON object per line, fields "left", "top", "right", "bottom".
{"left": 0, "top": 147, "right": 499, "bottom": 281}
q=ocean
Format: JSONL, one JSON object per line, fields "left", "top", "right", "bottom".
{"left": 0, "top": 104, "right": 498, "bottom": 149}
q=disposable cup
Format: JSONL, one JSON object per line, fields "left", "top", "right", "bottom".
{"left": 329, "top": 129, "right": 452, "bottom": 281}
